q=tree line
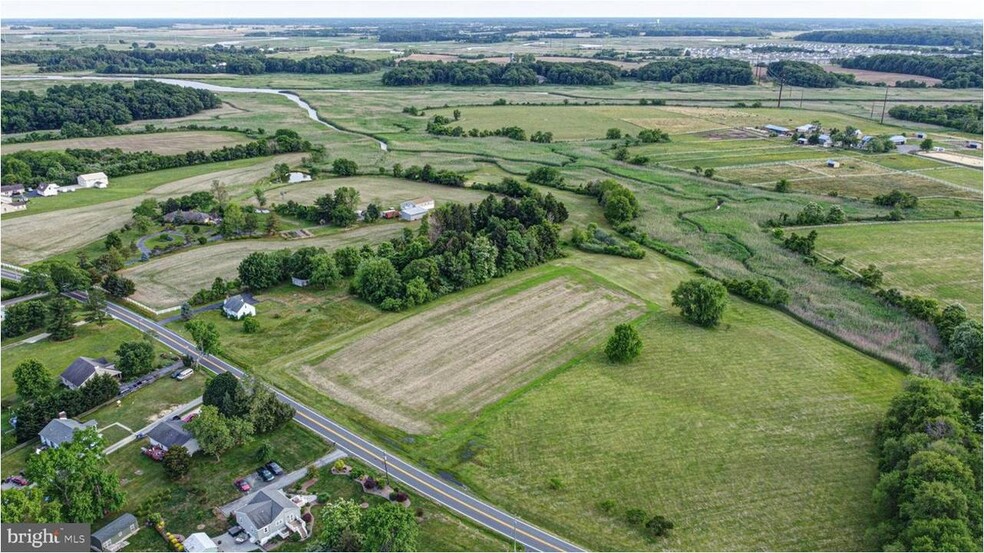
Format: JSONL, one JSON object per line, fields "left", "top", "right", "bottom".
{"left": 1, "top": 80, "right": 221, "bottom": 133}
{"left": 835, "top": 54, "right": 983, "bottom": 88}
{"left": 633, "top": 58, "right": 754, "bottom": 85}
{"left": 868, "top": 378, "right": 982, "bottom": 551}
{"left": 766, "top": 61, "right": 844, "bottom": 88}
{"left": 241, "top": 192, "right": 565, "bottom": 312}
{"left": 2, "top": 46, "right": 384, "bottom": 76}
{"left": 1, "top": 129, "right": 311, "bottom": 185}
{"left": 888, "top": 104, "right": 983, "bottom": 134}
{"left": 794, "top": 27, "right": 983, "bottom": 48}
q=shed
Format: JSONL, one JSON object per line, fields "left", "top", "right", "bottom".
{"left": 764, "top": 124, "right": 789, "bottom": 134}
{"left": 796, "top": 124, "right": 816, "bottom": 133}
{"left": 826, "top": 159, "right": 840, "bottom": 168}
{"left": 182, "top": 533, "right": 218, "bottom": 553}
{"left": 381, "top": 209, "right": 400, "bottom": 219}
{"left": 915, "top": 132, "right": 926, "bottom": 139}
{"left": 889, "top": 135, "right": 907, "bottom": 145}
{"left": 77, "top": 172, "right": 109, "bottom": 188}
{"left": 39, "top": 416, "right": 98, "bottom": 448}
{"left": 400, "top": 205, "right": 428, "bottom": 221}
{"left": 796, "top": 137, "right": 808, "bottom": 145}
{"left": 291, "top": 276, "right": 310, "bottom": 287}
{"left": 91, "top": 513, "right": 140, "bottom": 552}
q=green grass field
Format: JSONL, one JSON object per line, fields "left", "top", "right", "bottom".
{"left": 816, "top": 221, "right": 984, "bottom": 318}
{"left": 1, "top": 320, "right": 154, "bottom": 402}
{"left": 427, "top": 299, "right": 904, "bottom": 551}
{"left": 81, "top": 371, "right": 205, "bottom": 432}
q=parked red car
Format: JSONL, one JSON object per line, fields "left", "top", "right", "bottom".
{"left": 234, "top": 478, "right": 251, "bottom": 493}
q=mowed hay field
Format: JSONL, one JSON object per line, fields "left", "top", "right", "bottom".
{"left": 1, "top": 154, "right": 303, "bottom": 265}
{"left": 299, "top": 270, "right": 645, "bottom": 433}
{"left": 439, "top": 300, "right": 905, "bottom": 551}
{"left": 0, "top": 131, "right": 250, "bottom": 155}
{"left": 123, "top": 223, "right": 404, "bottom": 308}
{"left": 816, "top": 221, "right": 984, "bottom": 317}
{"left": 258, "top": 176, "right": 496, "bottom": 210}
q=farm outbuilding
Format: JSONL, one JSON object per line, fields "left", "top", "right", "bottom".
{"left": 764, "top": 124, "right": 790, "bottom": 134}
{"left": 77, "top": 172, "right": 109, "bottom": 188}
{"left": 91, "top": 513, "right": 140, "bottom": 552}
{"left": 401, "top": 205, "right": 429, "bottom": 221}
{"left": 889, "top": 135, "right": 907, "bottom": 146}
{"left": 826, "top": 160, "right": 840, "bottom": 168}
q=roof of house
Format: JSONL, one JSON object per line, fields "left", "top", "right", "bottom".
{"left": 1, "top": 184, "right": 25, "bottom": 193}
{"left": 223, "top": 294, "right": 254, "bottom": 313}
{"left": 60, "top": 357, "right": 118, "bottom": 388}
{"left": 92, "top": 513, "right": 139, "bottom": 543}
{"left": 401, "top": 205, "right": 429, "bottom": 216}
{"left": 147, "top": 419, "right": 195, "bottom": 449}
{"left": 39, "top": 418, "right": 98, "bottom": 446}
{"left": 182, "top": 532, "right": 217, "bottom": 553}
{"left": 36, "top": 183, "right": 59, "bottom": 193}
{"left": 78, "top": 172, "right": 109, "bottom": 180}
{"left": 236, "top": 490, "right": 297, "bottom": 530}
{"left": 410, "top": 196, "right": 434, "bottom": 205}
{"left": 163, "top": 210, "right": 212, "bottom": 224}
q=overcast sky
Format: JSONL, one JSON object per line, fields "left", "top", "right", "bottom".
{"left": 3, "top": 0, "right": 983, "bottom": 21}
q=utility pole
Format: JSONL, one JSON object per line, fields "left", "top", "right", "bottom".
{"left": 870, "top": 101, "right": 876, "bottom": 119}
{"left": 777, "top": 77, "right": 784, "bottom": 108}
{"left": 799, "top": 90, "right": 804, "bottom": 108}
{"left": 879, "top": 86, "right": 889, "bottom": 124}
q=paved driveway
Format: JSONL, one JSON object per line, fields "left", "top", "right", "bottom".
{"left": 219, "top": 450, "right": 347, "bottom": 516}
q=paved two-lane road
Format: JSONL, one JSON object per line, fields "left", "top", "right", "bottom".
{"left": 1, "top": 266, "right": 581, "bottom": 552}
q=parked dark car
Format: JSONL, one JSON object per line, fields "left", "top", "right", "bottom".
{"left": 265, "top": 462, "right": 284, "bottom": 476}
{"left": 256, "top": 467, "right": 275, "bottom": 482}
{"left": 228, "top": 525, "right": 243, "bottom": 537}
{"left": 234, "top": 479, "right": 250, "bottom": 492}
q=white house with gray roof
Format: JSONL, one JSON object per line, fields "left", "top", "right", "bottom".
{"left": 39, "top": 416, "right": 98, "bottom": 448}
{"left": 147, "top": 419, "right": 200, "bottom": 455}
{"left": 59, "top": 357, "right": 120, "bottom": 390}
{"left": 234, "top": 489, "right": 305, "bottom": 546}
{"left": 223, "top": 294, "right": 256, "bottom": 320}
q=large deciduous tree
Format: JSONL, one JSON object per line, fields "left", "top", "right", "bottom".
{"left": 13, "top": 359, "right": 52, "bottom": 400}
{"left": 671, "top": 278, "right": 729, "bottom": 328}
{"left": 115, "top": 340, "right": 156, "bottom": 379}
{"left": 359, "top": 502, "right": 419, "bottom": 552}
{"left": 162, "top": 444, "right": 192, "bottom": 480}
{"left": 186, "top": 320, "right": 220, "bottom": 356}
{"left": 186, "top": 405, "right": 236, "bottom": 461}
{"left": 24, "top": 428, "right": 124, "bottom": 523}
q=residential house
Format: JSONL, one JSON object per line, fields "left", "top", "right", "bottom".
{"left": 77, "top": 172, "right": 110, "bottom": 188}
{"left": 146, "top": 419, "right": 200, "bottom": 455}
{"left": 38, "top": 415, "right": 98, "bottom": 448}
{"left": 223, "top": 294, "right": 256, "bottom": 320}
{"left": 163, "top": 210, "right": 216, "bottom": 225}
{"left": 182, "top": 533, "right": 218, "bottom": 553}
{"left": 234, "top": 489, "right": 306, "bottom": 546}
{"left": 36, "top": 183, "right": 60, "bottom": 197}
{"left": 59, "top": 356, "right": 120, "bottom": 390}
{"left": 889, "top": 135, "right": 907, "bottom": 146}
{"left": 0, "top": 184, "right": 25, "bottom": 198}
{"left": 818, "top": 134, "right": 832, "bottom": 147}
{"left": 91, "top": 513, "right": 140, "bottom": 552}
{"left": 0, "top": 198, "right": 28, "bottom": 213}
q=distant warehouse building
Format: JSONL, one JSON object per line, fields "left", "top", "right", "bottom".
{"left": 764, "top": 124, "right": 790, "bottom": 135}
{"left": 77, "top": 172, "right": 109, "bottom": 188}
{"left": 400, "top": 197, "right": 435, "bottom": 222}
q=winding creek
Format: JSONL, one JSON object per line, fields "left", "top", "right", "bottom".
{"left": 5, "top": 75, "right": 388, "bottom": 151}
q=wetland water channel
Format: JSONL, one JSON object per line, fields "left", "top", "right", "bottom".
{"left": 7, "top": 75, "right": 388, "bottom": 151}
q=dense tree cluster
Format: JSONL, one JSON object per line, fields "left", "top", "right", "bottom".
{"left": 721, "top": 278, "right": 790, "bottom": 306}
{"left": 13, "top": 374, "right": 120, "bottom": 443}
{"left": 2, "top": 129, "right": 311, "bottom": 185}
{"left": 766, "top": 61, "right": 841, "bottom": 88}
{"left": 873, "top": 189, "right": 919, "bottom": 209}
{"left": 671, "top": 278, "right": 730, "bottom": 327}
{"left": 201, "top": 374, "right": 295, "bottom": 435}
{"left": 315, "top": 498, "right": 419, "bottom": 552}
{"left": 571, "top": 223, "right": 645, "bottom": 259}
{"left": 392, "top": 163, "right": 467, "bottom": 187}
{"left": 781, "top": 230, "right": 818, "bottom": 256}
{"left": 585, "top": 179, "right": 641, "bottom": 226}
{"left": 1, "top": 81, "right": 220, "bottom": 133}
{"left": 634, "top": 58, "right": 753, "bottom": 85}
{"left": 273, "top": 186, "right": 360, "bottom": 227}
{"left": 888, "top": 104, "right": 983, "bottom": 134}
{"left": 2, "top": 46, "right": 382, "bottom": 76}
{"left": 795, "top": 27, "right": 983, "bottom": 48}
{"left": 1, "top": 299, "right": 49, "bottom": 339}
{"left": 836, "top": 54, "right": 983, "bottom": 88}
{"left": 868, "top": 378, "right": 982, "bottom": 551}
{"left": 382, "top": 59, "right": 623, "bottom": 86}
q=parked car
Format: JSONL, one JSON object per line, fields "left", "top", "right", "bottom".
{"left": 227, "top": 525, "right": 243, "bottom": 537}
{"left": 175, "top": 368, "right": 194, "bottom": 381}
{"left": 265, "top": 461, "right": 284, "bottom": 476}
{"left": 9, "top": 475, "right": 28, "bottom": 486}
{"left": 234, "top": 479, "right": 250, "bottom": 493}
{"left": 171, "top": 368, "right": 186, "bottom": 378}
{"left": 256, "top": 467, "right": 275, "bottom": 482}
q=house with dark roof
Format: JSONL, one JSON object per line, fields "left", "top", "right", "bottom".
{"left": 146, "top": 419, "right": 200, "bottom": 455}
{"left": 163, "top": 210, "right": 216, "bottom": 225}
{"left": 59, "top": 357, "right": 120, "bottom": 390}
{"left": 38, "top": 415, "right": 98, "bottom": 448}
{"left": 223, "top": 294, "right": 256, "bottom": 320}
{"left": 91, "top": 513, "right": 140, "bottom": 552}
{"left": 0, "top": 184, "right": 25, "bottom": 198}
{"left": 234, "top": 489, "right": 305, "bottom": 546}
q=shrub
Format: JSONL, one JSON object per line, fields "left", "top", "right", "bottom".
{"left": 625, "top": 508, "right": 647, "bottom": 525}
{"left": 645, "top": 515, "right": 674, "bottom": 538}
{"left": 547, "top": 477, "right": 564, "bottom": 490}
{"left": 597, "top": 499, "right": 617, "bottom": 514}
{"left": 605, "top": 323, "right": 643, "bottom": 363}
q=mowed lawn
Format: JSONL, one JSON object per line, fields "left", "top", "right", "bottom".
{"left": 436, "top": 300, "right": 905, "bottom": 551}
{"left": 81, "top": 371, "right": 206, "bottom": 432}
{"left": 1, "top": 130, "right": 250, "bottom": 155}
{"left": 816, "top": 220, "right": 984, "bottom": 318}
{"left": 1, "top": 320, "right": 152, "bottom": 402}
